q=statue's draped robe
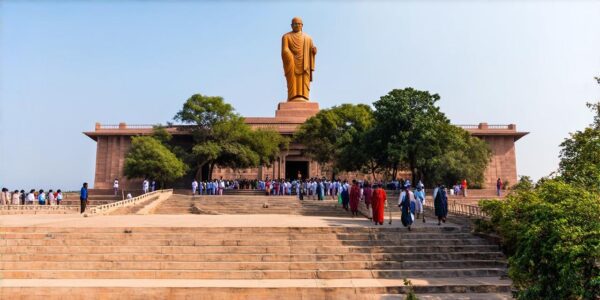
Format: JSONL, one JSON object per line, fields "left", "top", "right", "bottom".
{"left": 282, "top": 31, "right": 315, "bottom": 101}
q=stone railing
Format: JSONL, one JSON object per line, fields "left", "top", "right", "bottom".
{"left": 424, "top": 201, "right": 488, "bottom": 219}
{"left": 456, "top": 123, "right": 516, "bottom": 130}
{"left": 95, "top": 123, "right": 156, "bottom": 130}
{"left": 0, "top": 205, "right": 80, "bottom": 214}
{"left": 87, "top": 189, "right": 172, "bottom": 215}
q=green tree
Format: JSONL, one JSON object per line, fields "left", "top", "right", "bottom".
{"left": 295, "top": 104, "right": 373, "bottom": 178}
{"left": 372, "top": 88, "right": 490, "bottom": 186}
{"left": 427, "top": 123, "right": 491, "bottom": 187}
{"left": 124, "top": 136, "right": 187, "bottom": 188}
{"left": 559, "top": 78, "right": 600, "bottom": 189}
{"left": 478, "top": 180, "right": 600, "bottom": 299}
{"left": 174, "top": 94, "right": 285, "bottom": 180}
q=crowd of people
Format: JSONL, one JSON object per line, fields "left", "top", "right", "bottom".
{"left": 187, "top": 176, "right": 450, "bottom": 231}
{"left": 0, "top": 188, "right": 65, "bottom": 206}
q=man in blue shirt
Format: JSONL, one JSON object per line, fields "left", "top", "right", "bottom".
{"left": 80, "top": 182, "right": 88, "bottom": 213}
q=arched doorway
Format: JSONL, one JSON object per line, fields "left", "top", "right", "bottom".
{"left": 285, "top": 161, "right": 309, "bottom": 180}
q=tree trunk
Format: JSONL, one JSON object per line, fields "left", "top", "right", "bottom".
{"left": 208, "top": 161, "right": 216, "bottom": 180}
{"left": 195, "top": 164, "right": 204, "bottom": 182}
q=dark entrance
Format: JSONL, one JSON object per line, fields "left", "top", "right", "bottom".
{"left": 285, "top": 161, "right": 309, "bottom": 180}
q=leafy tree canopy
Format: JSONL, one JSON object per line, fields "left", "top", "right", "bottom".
{"left": 124, "top": 136, "right": 187, "bottom": 187}
{"left": 559, "top": 78, "right": 600, "bottom": 189}
{"left": 369, "top": 88, "right": 490, "bottom": 186}
{"left": 173, "top": 94, "right": 285, "bottom": 180}
{"left": 294, "top": 104, "right": 373, "bottom": 177}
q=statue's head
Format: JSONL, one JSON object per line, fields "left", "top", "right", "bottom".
{"left": 291, "top": 17, "right": 303, "bottom": 32}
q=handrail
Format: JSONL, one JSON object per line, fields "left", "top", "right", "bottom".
{"left": 0, "top": 205, "right": 80, "bottom": 213}
{"left": 87, "top": 189, "right": 172, "bottom": 215}
{"left": 423, "top": 201, "right": 488, "bottom": 219}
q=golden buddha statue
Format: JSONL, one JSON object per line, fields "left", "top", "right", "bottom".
{"left": 282, "top": 17, "right": 317, "bottom": 102}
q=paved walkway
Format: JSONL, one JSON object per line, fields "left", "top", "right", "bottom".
{"left": 0, "top": 214, "right": 461, "bottom": 228}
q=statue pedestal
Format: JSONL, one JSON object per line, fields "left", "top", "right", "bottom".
{"left": 275, "top": 101, "right": 320, "bottom": 120}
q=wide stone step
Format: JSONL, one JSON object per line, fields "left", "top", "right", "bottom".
{"left": 1, "top": 268, "right": 508, "bottom": 279}
{"left": 0, "top": 226, "right": 467, "bottom": 234}
{"left": 0, "top": 260, "right": 506, "bottom": 271}
{"left": 0, "top": 245, "right": 501, "bottom": 255}
{"left": 381, "top": 293, "right": 512, "bottom": 300}
{"left": 0, "top": 278, "right": 513, "bottom": 298}
{"left": 0, "top": 238, "right": 491, "bottom": 247}
{"left": 0, "top": 232, "right": 478, "bottom": 240}
{"left": 0, "top": 252, "right": 505, "bottom": 262}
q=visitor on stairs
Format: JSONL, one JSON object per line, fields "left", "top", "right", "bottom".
{"left": 340, "top": 181, "right": 350, "bottom": 210}
{"left": 80, "top": 182, "right": 88, "bottom": 213}
{"left": 192, "top": 180, "right": 198, "bottom": 195}
{"left": 11, "top": 190, "right": 20, "bottom": 205}
{"left": 414, "top": 184, "right": 426, "bottom": 223}
{"left": 0, "top": 188, "right": 9, "bottom": 205}
{"left": 434, "top": 184, "right": 448, "bottom": 225}
{"left": 56, "top": 190, "right": 63, "bottom": 205}
{"left": 142, "top": 179, "right": 149, "bottom": 194}
{"left": 349, "top": 180, "right": 361, "bottom": 216}
{"left": 363, "top": 182, "right": 373, "bottom": 220}
{"left": 113, "top": 178, "right": 119, "bottom": 196}
{"left": 47, "top": 190, "right": 56, "bottom": 205}
{"left": 371, "top": 184, "right": 387, "bottom": 225}
{"left": 496, "top": 178, "right": 502, "bottom": 196}
{"left": 19, "top": 190, "right": 26, "bottom": 205}
{"left": 398, "top": 185, "right": 415, "bottom": 231}
{"left": 37, "top": 190, "right": 46, "bottom": 205}
{"left": 26, "top": 190, "right": 35, "bottom": 205}
{"left": 461, "top": 179, "right": 468, "bottom": 197}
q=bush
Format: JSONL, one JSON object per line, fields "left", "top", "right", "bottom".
{"left": 477, "top": 179, "right": 600, "bottom": 299}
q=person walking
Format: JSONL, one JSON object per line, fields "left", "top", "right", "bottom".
{"left": 363, "top": 182, "right": 373, "bottom": 220}
{"left": 192, "top": 179, "right": 198, "bottom": 195}
{"left": 434, "top": 185, "right": 448, "bottom": 225}
{"left": 0, "top": 188, "right": 9, "bottom": 205}
{"left": 37, "top": 189, "right": 46, "bottom": 205}
{"left": 341, "top": 182, "right": 350, "bottom": 211}
{"left": 151, "top": 180, "right": 156, "bottom": 192}
{"left": 414, "top": 185, "right": 426, "bottom": 223}
{"left": 113, "top": 178, "right": 119, "bottom": 196}
{"left": 371, "top": 184, "right": 387, "bottom": 225}
{"left": 142, "top": 179, "right": 149, "bottom": 194}
{"left": 349, "top": 180, "right": 361, "bottom": 216}
{"left": 26, "top": 190, "right": 35, "bottom": 205}
{"left": 80, "top": 182, "right": 89, "bottom": 213}
{"left": 11, "top": 190, "right": 20, "bottom": 205}
{"left": 496, "top": 178, "right": 502, "bottom": 196}
{"left": 19, "top": 190, "right": 26, "bottom": 205}
{"left": 461, "top": 179, "right": 468, "bottom": 197}
{"left": 56, "top": 190, "right": 63, "bottom": 205}
{"left": 47, "top": 190, "right": 56, "bottom": 205}
{"left": 398, "top": 185, "right": 415, "bottom": 231}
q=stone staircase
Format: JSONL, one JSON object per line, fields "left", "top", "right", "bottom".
{"left": 154, "top": 195, "right": 357, "bottom": 217}
{"left": 0, "top": 225, "right": 511, "bottom": 299}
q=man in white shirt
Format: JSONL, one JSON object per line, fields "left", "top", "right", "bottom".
{"left": 113, "top": 178, "right": 119, "bottom": 196}
{"left": 142, "top": 179, "right": 149, "bottom": 194}
{"left": 192, "top": 180, "right": 198, "bottom": 195}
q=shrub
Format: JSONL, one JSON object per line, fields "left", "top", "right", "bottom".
{"left": 477, "top": 179, "right": 600, "bottom": 299}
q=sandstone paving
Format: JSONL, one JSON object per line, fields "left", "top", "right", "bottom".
{"left": 0, "top": 214, "right": 463, "bottom": 228}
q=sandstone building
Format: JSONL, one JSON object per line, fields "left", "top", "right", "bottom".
{"left": 84, "top": 100, "right": 527, "bottom": 190}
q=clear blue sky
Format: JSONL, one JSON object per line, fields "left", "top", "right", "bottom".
{"left": 1, "top": 1, "right": 599, "bottom": 190}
